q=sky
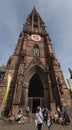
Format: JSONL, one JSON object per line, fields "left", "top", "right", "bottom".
{"left": 0, "top": 0, "right": 72, "bottom": 79}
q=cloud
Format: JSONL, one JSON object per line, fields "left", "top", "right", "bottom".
{"left": 0, "top": 0, "right": 72, "bottom": 78}
{"left": 37, "top": 0, "right": 72, "bottom": 78}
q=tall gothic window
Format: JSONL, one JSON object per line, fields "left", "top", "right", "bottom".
{"left": 33, "top": 45, "right": 39, "bottom": 57}
{"left": 33, "top": 15, "right": 38, "bottom": 28}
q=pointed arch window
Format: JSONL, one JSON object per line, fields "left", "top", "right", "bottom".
{"left": 33, "top": 45, "right": 39, "bottom": 57}
{"left": 33, "top": 15, "right": 38, "bottom": 28}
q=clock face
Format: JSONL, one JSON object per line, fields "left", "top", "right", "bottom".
{"left": 31, "top": 34, "right": 41, "bottom": 41}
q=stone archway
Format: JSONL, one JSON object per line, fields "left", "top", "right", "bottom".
{"left": 28, "top": 73, "right": 44, "bottom": 113}
{"left": 23, "top": 65, "right": 49, "bottom": 112}
{"left": 28, "top": 73, "right": 44, "bottom": 97}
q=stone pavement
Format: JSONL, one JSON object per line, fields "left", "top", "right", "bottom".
{"left": 0, "top": 117, "right": 72, "bottom": 130}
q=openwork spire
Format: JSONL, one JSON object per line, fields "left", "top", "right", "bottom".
{"left": 24, "top": 7, "right": 47, "bottom": 35}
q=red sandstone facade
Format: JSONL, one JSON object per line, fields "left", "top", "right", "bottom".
{"left": 0, "top": 7, "right": 71, "bottom": 116}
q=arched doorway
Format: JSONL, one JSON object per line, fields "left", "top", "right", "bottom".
{"left": 28, "top": 73, "right": 44, "bottom": 113}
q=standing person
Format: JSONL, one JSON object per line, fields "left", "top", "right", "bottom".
{"left": 43, "top": 107, "right": 48, "bottom": 124}
{"left": 47, "top": 112, "right": 51, "bottom": 130}
{"left": 35, "top": 107, "right": 43, "bottom": 130}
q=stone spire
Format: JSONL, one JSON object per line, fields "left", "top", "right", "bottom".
{"left": 24, "top": 7, "right": 47, "bottom": 36}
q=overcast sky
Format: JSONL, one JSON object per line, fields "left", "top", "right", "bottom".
{"left": 0, "top": 0, "right": 72, "bottom": 79}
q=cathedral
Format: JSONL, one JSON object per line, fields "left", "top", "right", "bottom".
{"left": 0, "top": 7, "right": 71, "bottom": 116}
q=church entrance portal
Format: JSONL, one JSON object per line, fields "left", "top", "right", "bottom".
{"left": 33, "top": 99, "right": 40, "bottom": 113}
{"left": 28, "top": 73, "right": 44, "bottom": 113}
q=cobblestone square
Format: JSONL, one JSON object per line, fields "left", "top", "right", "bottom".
{"left": 0, "top": 117, "right": 72, "bottom": 130}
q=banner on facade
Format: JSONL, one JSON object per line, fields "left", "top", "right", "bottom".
{"left": 3, "top": 74, "right": 12, "bottom": 104}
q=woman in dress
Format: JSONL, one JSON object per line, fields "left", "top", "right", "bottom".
{"left": 35, "top": 107, "right": 43, "bottom": 130}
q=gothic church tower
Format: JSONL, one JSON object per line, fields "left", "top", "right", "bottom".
{"left": 0, "top": 7, "right": 71, "bottom": 116}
